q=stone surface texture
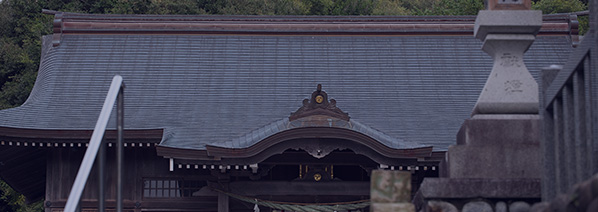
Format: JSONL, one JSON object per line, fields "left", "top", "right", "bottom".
{"left": 370, "top": 203, "right": 415, "bottom": 212}
{"left": 426, "top": 201, "right": 458, "bottom": 212}
{"left": 461, "top": 201, "right": 493, "bottom": 212}
{"left": 370, "top": 170, "right": 415, "bottom": 212}
{"left": 472, "top": 10, "right": 542, "bottom": 115}
{"left": 529, "top": 202, "right": 549, "bottom": 212}
{"left": 415, "top": 178, "right": 541, "bottom": 199}
{"left": 510, "top": 201, "right": 531, "bottom": 212}
{"left": 495, "top": 201, "right": 507, "bottom": 212}
{"left": 528, "top": 173, "right": 598, "bottom": 212}
{"left": 370, "top": 170, "right": 411, "bottom": 203}
{"left": 474, "top": 10, "right": 542, "bottom": 40}
{"left": 448, "top": 115, "right": 541, "bottom": 178}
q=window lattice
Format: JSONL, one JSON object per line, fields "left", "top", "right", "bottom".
{"left": 143, "top": 178, "right": 207, "bottom": 198}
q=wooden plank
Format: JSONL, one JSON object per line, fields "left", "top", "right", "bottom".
{"left": 541, "top": 105, "right": 556, "bottom": 199}
{"left": 553, "top": 98, "right": 567, "bottom": 194}
{"left": 591, "top": 34, "right": 598, "bottom": 176}
{"left": 573, "top": 70, "right": 588, "bottom": 181}
{"left": 562, "top": 85, "right": 577, "bottom": 185}
{"left": 228, "top": 181, "right": 369, "bottom": 196}
{"left": 585, "top": 53, "right": 596, "bottom": 177}
{"left": 260, "top": 151, "right": 380, "bottom": 166}
{"left": 218, "top": 192, "right": 229, "bottom": 212}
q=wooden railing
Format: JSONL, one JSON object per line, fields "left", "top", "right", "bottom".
{"left": 540, "top": 30, "right": 598, "bottom": 200}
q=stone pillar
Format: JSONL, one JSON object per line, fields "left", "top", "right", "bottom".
{"left": 472, "top": 10, "right": 542, "bottom": 115}
{"left": 413, "top": 2, "right": 544, "bottom": 210}
{"left": 370, "top": 170, "right": 415, "bottom": 212}
{"left": 446, "top": 1, "right": 542, "bottom": 176}
{"left": 447, "top": 115, "right": 541, "bottom": 178}
{"left": 447, "top": 8, "right": 543, "bottom": 179}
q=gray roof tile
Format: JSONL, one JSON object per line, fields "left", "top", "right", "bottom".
{"left": 0, "top": 33, "right": 573, "bottom": 151}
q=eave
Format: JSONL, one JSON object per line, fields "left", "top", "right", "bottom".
{"left": 0, "top": 126, "right": 163, "bottom": 143}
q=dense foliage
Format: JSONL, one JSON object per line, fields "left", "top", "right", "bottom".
{"left": 0, "top": 180, "right": 42, "bottom": 212}
{"left": 532, "top": 0, "right": 589, "bottom": 34}
{"left": 0, "top": 0, "right": 589, "bottom": 211}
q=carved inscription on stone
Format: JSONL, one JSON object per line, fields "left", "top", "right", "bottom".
{"left": 500, "top": 53, "right": 521, "bottom": 67}
{"left": 504, "top": 80, "right": 523, "bottom": 93}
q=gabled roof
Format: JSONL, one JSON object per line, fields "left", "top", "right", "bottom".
{"left": 0, "top": 12, "right": 576, "bottom": 154}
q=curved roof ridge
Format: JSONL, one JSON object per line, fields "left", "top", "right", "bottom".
{"left": 349, "top": 118, "right": 425, "bottom": 149}
{"left": 208, "top": 116, "right": 428, "bottom": 150}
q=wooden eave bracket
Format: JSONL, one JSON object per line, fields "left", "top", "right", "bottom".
{"left": 52, "top": 12, "right": 63, "bottom": 47}
{"left": 569, "top": 14, "right": 580, "bottom": 47}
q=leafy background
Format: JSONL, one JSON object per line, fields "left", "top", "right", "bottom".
{"left": 0, "top": 0, "right": 589, "bottom": 211}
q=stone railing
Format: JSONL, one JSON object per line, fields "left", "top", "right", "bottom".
{"left": 540, "top": 26, "right": 598, "bottom": 201}
{"left": 529, "top": 173, "right": 598, "bottom": 212}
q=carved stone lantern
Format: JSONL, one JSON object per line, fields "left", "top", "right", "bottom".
{"left": 472, "top": 0, "right": 541, "bottom": 114}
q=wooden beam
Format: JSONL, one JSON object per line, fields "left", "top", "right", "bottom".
{"left": 228, "top": 181, "right": 369, "bottom": 196}
{"left": 218, "top": 192, "right": 229, "bottom": 212}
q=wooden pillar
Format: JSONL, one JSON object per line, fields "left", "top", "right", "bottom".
{"left": 218, "top": 176, "right": 230, "bottom": 212}
{"left": 218, "top": 192, "right": 229, "bottom": 212}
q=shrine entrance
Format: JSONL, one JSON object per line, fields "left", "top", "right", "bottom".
{"left": 156, "top": 85, "right": 442, "bottom": 211}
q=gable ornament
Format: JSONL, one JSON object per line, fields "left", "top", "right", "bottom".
{"left": 289, "top": 84, "right": 349, "bottom": 122}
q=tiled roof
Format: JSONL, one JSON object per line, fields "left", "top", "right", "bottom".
{"left": 0, "top": 13, "right": 575, "bottom": 151}
{"left": 214, "top": 117, "right": 425, "bottom": 150}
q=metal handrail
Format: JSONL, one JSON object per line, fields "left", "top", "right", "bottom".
{"left": 64, "top": 75, "right": 125, "bottom": 212}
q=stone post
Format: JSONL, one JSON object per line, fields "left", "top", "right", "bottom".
{"left": 413, "top": 1, "right": 544, "bottom": 210}
{"left": 446, "top": 6, "right": 543, "bottom": 179}
{"left": 471, "top": 10, "right": 542, "bottom": 115}
{"left": 370, "top": 170, "right": 415, "bottom": 212}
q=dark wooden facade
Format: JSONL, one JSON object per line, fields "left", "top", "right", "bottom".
{"left": 0, "top": 137, "right": 441, "bottom": 212}
{"left": 0, "top": 88, "right": 443, "bottom": 212}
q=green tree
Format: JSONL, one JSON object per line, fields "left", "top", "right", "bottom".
{"left": 306, "top": 0, "right": 334, "bottom": 15}
{"left": 404, "top": 0, "right": 484, "bottom": 16}
{"left": 0, "top": 0, "right": 51, "bottom": 110}
{"left": 532, "top": 0, "right": 586, "bottom": 13}
{"left": 532, "top": 0, "right": 588, "bottom": 34}
{"left": 331, "top": 0, "right": 374, "bottom": 15}
{"left": 372, "top": 0, "right": 410, "bottom": 15}
{"left": 0, "top": 180, "right": 43, "bottom": 212}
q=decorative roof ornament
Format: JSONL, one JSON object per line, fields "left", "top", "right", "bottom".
{"left": 289, "top": 84, "right": 349, "bottom": 121}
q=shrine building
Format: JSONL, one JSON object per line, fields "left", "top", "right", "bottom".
{"left": 0, "top": 11, "right": 578, "bottom": 211}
